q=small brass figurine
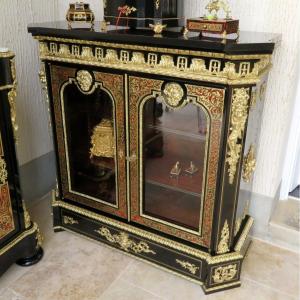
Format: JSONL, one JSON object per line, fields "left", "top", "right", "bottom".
{"left": 170, "top": 161, "right": 181, "bottom": 177}
{"left": 100, "top": 21, "right": 110, "bottom": 32}
{"left": 149, "top": 22, "right": 167, "bottom": 34}
{"left": 185, "top": 161, "right": 199, "bottom": 175}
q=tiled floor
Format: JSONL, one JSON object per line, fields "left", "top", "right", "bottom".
{"left": 0, "top": 195, "right": 299, "bottom": 300}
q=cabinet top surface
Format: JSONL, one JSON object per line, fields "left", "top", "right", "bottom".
{"left": 28, "top": 21, "right": 278, "bottom": 55}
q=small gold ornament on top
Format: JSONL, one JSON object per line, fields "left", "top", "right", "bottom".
{"left": 204, "top": 0, "right": 232, "bottom": 20}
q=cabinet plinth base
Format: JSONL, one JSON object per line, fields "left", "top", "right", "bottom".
{"left": 0, "top": 223, "right": 43, "bottom": 276}
{"left": 16, "top": 247, "right": 44, "bottom": 267}
{"left": 52, "top": 199, "right": 253, "bottom": 294}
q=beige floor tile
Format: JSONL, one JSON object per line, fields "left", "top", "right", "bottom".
{"left": 99, "top": 278, "right": 164, "bottom": 300}
{"left": 8, "top": 240, "right": 132, "bottom": 300}
{"left": 120, "top": 260, "right": 206, "bottom": 300}
{"left": 206, "top": 278, "right": 296, "bottom": 300}
{"left": 242, "top": 239, "right": 299, "bottom": 298}
{"left": 0, "top": 288, "right": 25, "bottom": 300}
{"left": 0, "top": 264, "right": 29, "bottom": 289}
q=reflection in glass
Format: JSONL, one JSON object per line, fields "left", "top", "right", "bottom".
{"left": 142, "top": 98, "right": 209, "bottom": 231}
{"left": 63, "top": 84, "right": 117, "bottom": 205}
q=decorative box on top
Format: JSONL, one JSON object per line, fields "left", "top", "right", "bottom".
{"left": 187, "top": 0, "right": 239, "bottom": 39}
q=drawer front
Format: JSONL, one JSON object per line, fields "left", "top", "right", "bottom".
{"left": 188, "top": 21, "right": 224, "bottom": 32}
{"left": 60, "top": 208, "right": 204, "bottom": 281}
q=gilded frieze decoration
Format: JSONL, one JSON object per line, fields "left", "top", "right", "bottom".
{"left": 38, "top": 40, "right": 271, "bottom": 85}
{"left": 226, "top": 88, "right": 250, "bottom": 184}
{"left": 217, "top": 220, "right": 230, "bottom": 254}
{"left": 175, "top": 259, "right": 200, "bottom": 275}
{"left": 242, "top": 145, "right": 256, "bottom": 182}
{"left": 212, "top": 264, "right": 237, "bottom": 284}
{"left": 95, "top": 226, "right": 156, "bottom": 255}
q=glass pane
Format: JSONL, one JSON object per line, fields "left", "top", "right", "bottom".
{"left": 63, "top": 84, "right": 117, "bottom": 205}
{"left": 142, "top": 97, "right": 208, "bottom": 231}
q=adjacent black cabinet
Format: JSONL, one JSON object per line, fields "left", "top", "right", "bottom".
{"left": 0, "top": 50, "right": 43, "bottom": 276}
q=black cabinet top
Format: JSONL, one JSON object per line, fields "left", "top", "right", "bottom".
{"left": 28, "top": 21, "right": 279, "bottom": 55}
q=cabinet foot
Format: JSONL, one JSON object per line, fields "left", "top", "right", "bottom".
{"left": 16, "top": 247, "right": 44, "bottom": 267}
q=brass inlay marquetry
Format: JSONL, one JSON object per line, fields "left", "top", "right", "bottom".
{"left": 95, "top": 226, "right": 156, "bottom": 255}
{"left": 0, "top": 157, "right": 8, "bottom": 185}
{"left": 217, "top": 220, "right": 230, "bottom": 254}
{"left": 176, "top": 259, "right": 200, "bottom": 275}
{"left": 212, "top": 264, "right": 238, "bottom": 284}
{"left": 242, "top": 145, "right": 256, "bottom": 182}
{"left": 226, "top": 88, "right": 250, "bottom": 184}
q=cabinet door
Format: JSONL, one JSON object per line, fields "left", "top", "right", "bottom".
{"left": 128, "top": 76, "right": 225, "bottom": 247}
{"left": 50, "top": 65, "right": 127, "bottom": 219}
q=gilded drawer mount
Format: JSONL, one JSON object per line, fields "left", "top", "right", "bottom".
{"left": 95, "top": 226, "right": 156, "bottom": 255}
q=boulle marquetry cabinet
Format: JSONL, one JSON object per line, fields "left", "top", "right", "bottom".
{"left": 28, "top": 22, "right": 276, "bottom": 294}
{"left": 0, "top": 50, "right": 43, "bottom": 275}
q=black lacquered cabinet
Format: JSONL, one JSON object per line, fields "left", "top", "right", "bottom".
{"left": 0, "top": 50, "right": 43, "bottom": 276}
{"left": 28, "top": 23, "right": 276, "bottom": 294}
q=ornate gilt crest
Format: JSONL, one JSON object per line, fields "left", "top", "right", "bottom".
{"left": 76, "top": 70, "right": 93, "bottom": 92}
{"left": 212, "top": 264, "right": 237, "bottom": 283}
{"left": 163, "top": 83, "right": 184, "bottom": 107}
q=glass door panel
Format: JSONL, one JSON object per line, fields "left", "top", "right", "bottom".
{"left": 142, "top": 98, "right": 208, "bottom": 231}
{"left": 50, "top": 66, "right": 127, "bottom": 219}
{"left": 63, "top": 85, "right": 117, "bottom": 205}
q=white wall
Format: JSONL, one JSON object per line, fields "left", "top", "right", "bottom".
{"left": 0, "top": 0, "right": 58, "bottom": 165}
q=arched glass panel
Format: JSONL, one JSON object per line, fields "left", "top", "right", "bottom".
{"left": 141, "top": 97, "right": 209, "bottom": 231}
{"left": 62, "top": 84, "right": 117, "bottom": 206}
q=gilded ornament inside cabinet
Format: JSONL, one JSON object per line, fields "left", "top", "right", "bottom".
{"left": 90, "top": 119, "right": 115, "bottom": 159}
